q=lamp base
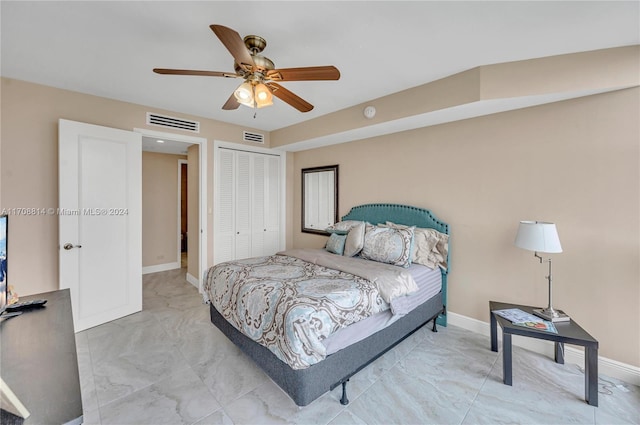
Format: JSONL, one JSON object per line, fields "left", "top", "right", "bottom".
{"left": 533, "top": 308, "right": 571, "bottom": 322}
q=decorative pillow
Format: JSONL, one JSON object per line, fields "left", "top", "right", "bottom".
{"left": 343, "top": 221, "right": 366, "bottom": 257}
{"left": 325, "top": 220, "right": 362, "bottom": 233}
{"left": 325, "top": 233, "right": 347, "bottom": 255}
{"left": 386, "top": 221, "right": 449, "bottom": 270}
{"left": 360, "top": 224, "right": 415, "bottom": 267}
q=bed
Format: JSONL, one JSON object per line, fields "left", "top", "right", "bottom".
{"left": 204, "top": 203, "right": 449, "bottom": 406}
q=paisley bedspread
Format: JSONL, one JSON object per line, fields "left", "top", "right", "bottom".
{"left": 203, "top": 250, "right": 413, "bottom": 369}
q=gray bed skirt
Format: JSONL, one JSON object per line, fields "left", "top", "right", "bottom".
{"left": 209, "top": 291, "right": 444, "bottom": 406}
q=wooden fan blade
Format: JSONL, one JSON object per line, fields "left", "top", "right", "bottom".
{"left": 266, "top": 82, "right": 313, "bottom": 112}
{"left": 222, "top": 93, "right": 241, "bottom": 110}
{"left": 153, "top": 68, "right": 239, "bottom": 78}
{"left": 210, "top": 25, "right": 255, "bottom": 72}
{"left": 266, "top": 66, "right": 340, "bottom": 81}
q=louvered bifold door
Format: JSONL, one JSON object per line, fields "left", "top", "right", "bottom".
{"left": 234, "top": 151, "right": 252, "bottom": 259}
{"left": 214, "top": 149, "right": 236, "bottom": 264}
{"left": 251, "top": 153, "right": 266, "bottom": 257}
{"left": 264, "top": 155, "right": 281, "bottom": 255}
{"left": 214, "top": 146, "right": 283, "bottom": 264}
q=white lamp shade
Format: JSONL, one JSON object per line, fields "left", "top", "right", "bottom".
{"left": 514, "top": 221, "right": 562, "bottom": 253}
{"left": 254, "top": 83, "right": 273, "bottom": 108}
{"left": 234, "top": 82, "right": 254, "bottom": 107}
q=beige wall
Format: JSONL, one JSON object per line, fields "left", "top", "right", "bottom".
{"left": 187, "top": 145, "right": 199, "bottom": 279}
{"left": 1, "top": 46, "right": 638, "bottom": 369}
{"left": 291, "top": 88, "right": 639, "bottom": 367}
{"left": 141, "top": 152, "right": 186, "bottom": 267}
{"left": 0, "top": 77, "right": 267, "bottom": 295}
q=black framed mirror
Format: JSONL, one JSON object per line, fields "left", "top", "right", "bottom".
{"left": 302, "top": 165, "right": 339, "bottom": 235}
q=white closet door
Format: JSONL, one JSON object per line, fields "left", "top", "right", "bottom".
{"left": 251, "top": 153, "right": 266, "bottom": 257}
{"left": 234, "top": 151, "right": 252, "bottom": 259}
{"left": 213, "top": 144, "right": 284, "bottom": 265}
{"left": 214, "top": 149, "right": 236, "bottom": 263}
{"left": 264, "top": 155, "right": 281, "bottom": 255}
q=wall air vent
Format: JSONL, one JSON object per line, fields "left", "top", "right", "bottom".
{"left": 147, "top": 113, "right": 200, "bottom": 133}
{"left": 243, "top": 131, "right": 265, "bottom": 144}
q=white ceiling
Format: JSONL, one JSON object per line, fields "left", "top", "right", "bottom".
{"left": 1, "top": 1, "right": 638, "bottom": 134}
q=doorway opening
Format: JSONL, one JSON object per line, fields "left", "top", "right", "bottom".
{"left": 178, "top": 159, "right": 188, "bottom": 270}
{"left": 136, "top": 128, "right": 207, "bottom": 293}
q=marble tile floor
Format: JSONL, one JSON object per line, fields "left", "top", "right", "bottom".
{"left": 76, "top": 267, "right": 639, "bottom": 425}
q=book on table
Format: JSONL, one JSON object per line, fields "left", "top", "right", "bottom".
{"left": 492, "top": 308, "right": 558, "bottom": 334}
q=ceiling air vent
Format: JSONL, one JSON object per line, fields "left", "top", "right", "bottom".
{"left": 243, "top": 131, "right": 265, "bottom": 144}
{"left": 147, "top": 113, "right": 200, "bottom": 133}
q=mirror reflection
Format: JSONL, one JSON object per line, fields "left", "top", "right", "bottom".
{"left": 302, "top": 165, "right": 339, "bottom": 235}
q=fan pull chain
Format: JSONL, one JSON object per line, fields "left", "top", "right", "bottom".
{"left": 252, "top": 85, "right": 258, "bottom": 118}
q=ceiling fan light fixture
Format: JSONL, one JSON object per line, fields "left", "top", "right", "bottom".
{"left": 254, "top": 83, "right": 273, "bottom": 108}
{"left": 156, "top": 24, "right": 340, "bottom": 113}
{"left": 234, "top": 82, "right": 254, "bottom": 106}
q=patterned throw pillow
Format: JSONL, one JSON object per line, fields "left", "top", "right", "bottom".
{"left": 360, "top": 224, "right": 415, "bottom": 267}
{"left": 325, "top": 233, "right": 347, "bottom": 255}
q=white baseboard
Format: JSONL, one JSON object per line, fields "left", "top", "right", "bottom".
{"left": 142, "top": 262, "right": 180, "bottom": 275}
{"left": 186, "top": 272, "right": 199, "bottom": 289}
{"left": 447, "top": 311, "right": 640, "bottom": 386}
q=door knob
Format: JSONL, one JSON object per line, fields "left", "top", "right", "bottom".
{"left": 63, "top": 243, "right": 82, "bottom": 250}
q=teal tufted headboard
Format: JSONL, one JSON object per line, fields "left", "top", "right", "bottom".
{"left": 341, "top": 203, "right": 450, "bottom": 326}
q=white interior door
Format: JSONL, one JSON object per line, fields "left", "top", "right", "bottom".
{"left": 59, "top": 119, "right": 142, "bottom": 332}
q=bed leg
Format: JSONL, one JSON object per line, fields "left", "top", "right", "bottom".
{"left": 340, "top": 380, "right": 349, "bottom": 405}
{"left": 432, "top": 305, "right": 446, "bottom": 332}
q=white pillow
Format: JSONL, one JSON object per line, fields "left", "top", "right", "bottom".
{"left": 325, "top": 220, "right": 362, "bottom": 234}
{"left": 343, "top": 221, "right": 365, "bottom": 257}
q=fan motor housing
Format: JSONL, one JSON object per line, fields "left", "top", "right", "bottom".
{"left": 235, "top": 55, "right": 274, "bottom": 75}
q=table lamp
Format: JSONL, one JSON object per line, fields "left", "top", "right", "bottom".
{"left": 514, "top": 221, "right": 570, "bottom": 322}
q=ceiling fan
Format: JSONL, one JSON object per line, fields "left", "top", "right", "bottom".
{"left": 153, "top": 24, "right": 340, "bottom": 113}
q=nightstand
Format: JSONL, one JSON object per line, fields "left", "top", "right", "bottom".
{"left": 490, "top": 300, "right": 599, "bottom": 407}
